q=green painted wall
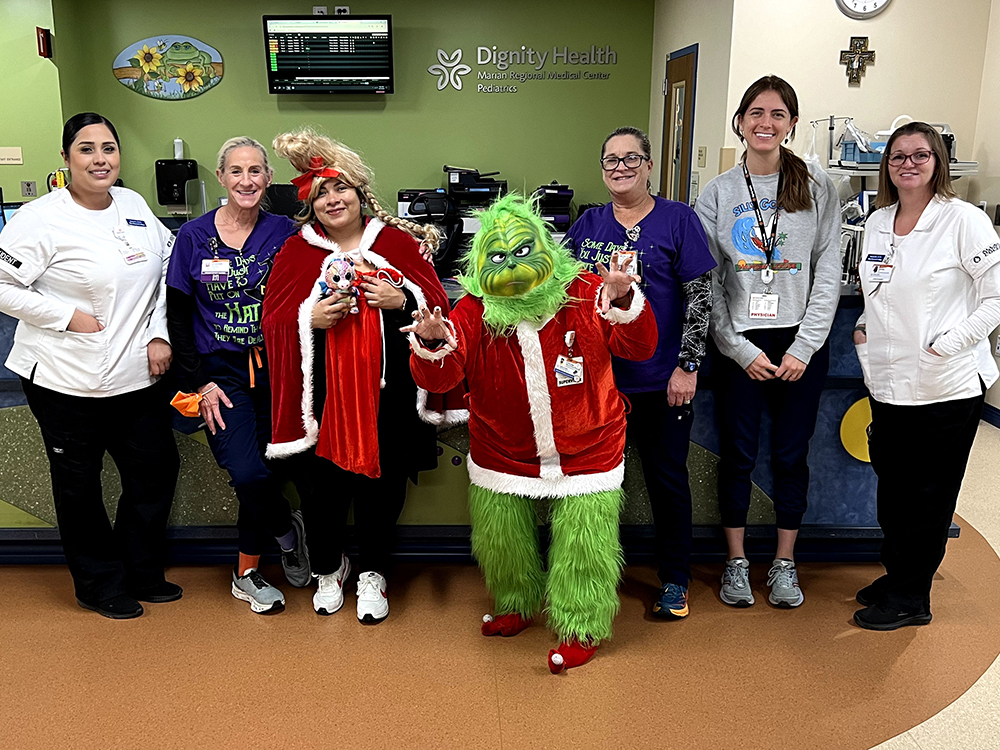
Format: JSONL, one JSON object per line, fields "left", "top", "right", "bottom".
{"left": 50, "top": 0, "right": 653, "bottom": 211}
{"left": 0, "top": 0, "right": 63, "bottom": 206}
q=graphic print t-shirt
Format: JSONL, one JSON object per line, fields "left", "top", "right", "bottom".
{"left": 564, "top": 197, "right": 715, "bottom": 392}
{"left": 167, "top": 209, "right": 295, "bottom": 354}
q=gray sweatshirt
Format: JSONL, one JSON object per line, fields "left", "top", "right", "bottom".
{"left": 695, "top": 160, "right": 842, "bottom": 369}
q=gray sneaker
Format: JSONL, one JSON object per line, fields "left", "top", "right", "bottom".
{"left": 281, "top": 510, "right": 312, "bottom": 588}
{"left": 721, "top": 557, "right": 755, "bottom": 607}
{"left": 767, "top": 559, "right": 804, "bottom": 608}
{"left": 231, "top": 567, "right": 285, "bottom": 614}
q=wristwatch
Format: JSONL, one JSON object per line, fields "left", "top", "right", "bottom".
{"left": 679, "top": 359, "right": 699, "bottom": 373}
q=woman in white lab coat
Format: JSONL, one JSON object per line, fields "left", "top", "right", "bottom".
{"left": 0, "top": 112, "right": 180, "bottom": 619}
{"left": 852, "top": 121, "right": 1000, "bottom": 630}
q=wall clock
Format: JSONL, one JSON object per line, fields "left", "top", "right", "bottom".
{"left": 836, "top": 0, "right": 893, "bottom": 20}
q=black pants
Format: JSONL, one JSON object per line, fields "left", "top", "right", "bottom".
{"left": 715, "top": 329, "right": 829, "bottom": 530}
{"left": 626, "top": 390, "right": 694, "bottom": 587}
{"left": 285, "top": 451, "right": 407, "bottom": 575}
{"left": 868, "top": 390, "right": 984, "bottom": 611}
{"left": 22, "top": 378, "right": 180, "bottom": 604}
{"left": 202, "top": 351, "right": 292, "bottom": 556}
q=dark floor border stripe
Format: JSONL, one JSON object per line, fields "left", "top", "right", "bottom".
{"left": 0, "top": 523, "right": 958, "bottom": 566}
{"left": 982, "top": 403, "right": 1000, "bottom": 430}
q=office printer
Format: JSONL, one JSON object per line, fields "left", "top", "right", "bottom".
{"left": 532, "top": 181, "right": 573, "bottom": 232}
{"left": 444, "top": 165, "right": 507, "bottom": 210}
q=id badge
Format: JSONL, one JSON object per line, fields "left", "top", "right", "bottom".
{"left": 867, "top": 263, "right": 894, "bottom": 284}
{"left": 118, "top": 245, "right": 148, "bottom": 265}
{"left": 201, "top": 258, "right": 230, "bottom": 283}
{"left": 617, "top": 249, "right": 639, "bottom": 274}
{"left": 554, "top": 354, "right": 584, "bottom": 387}
{"left": 748, "top": 292, "right": 779, "bottom": 320}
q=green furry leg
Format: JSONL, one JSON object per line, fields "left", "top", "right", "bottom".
{"left": 469, "top": 485, "right": 547, "bottom": 618}
{"left": 545, "top": 489, "right": 624, "bottom": 644}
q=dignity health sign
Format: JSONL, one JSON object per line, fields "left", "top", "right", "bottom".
{"left": 429, "top": 44, "right": 619, "bottom": 93}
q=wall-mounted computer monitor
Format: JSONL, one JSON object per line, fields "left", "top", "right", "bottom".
{"left": 263, "top": 15, "right": 393, "bottom": 94}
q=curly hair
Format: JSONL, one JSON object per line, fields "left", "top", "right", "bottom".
{"left": 272, "top": 127, "right": 441, "bottom": 252}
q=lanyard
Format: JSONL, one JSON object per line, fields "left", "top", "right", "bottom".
{"left": 741, "top": 161, "right": 783, "bottom": 286}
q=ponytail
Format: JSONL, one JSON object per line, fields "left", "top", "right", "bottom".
{"left": 777, "top": 146, "right": 815, "bottom": 213}
{"left": 360, "top": 185, "right": 442, "bottom": 254}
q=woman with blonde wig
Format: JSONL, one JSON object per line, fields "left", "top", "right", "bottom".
{"left": 263, "top": 129, "right": 448, "bottom": 623}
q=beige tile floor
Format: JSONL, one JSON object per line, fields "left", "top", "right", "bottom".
{"left": 871, "top": 422, "right": 1000, "bottom": 750}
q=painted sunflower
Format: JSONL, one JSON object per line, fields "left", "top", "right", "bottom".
{"left": 174, "top": 63, "right": 204, "bottom": 93}
{"left": 135, "top": 44, "right": 162, "bottom": 74}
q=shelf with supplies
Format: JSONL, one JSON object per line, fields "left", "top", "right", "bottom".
{"left": 828, "top": 161, "right": 979, "bottom": 191}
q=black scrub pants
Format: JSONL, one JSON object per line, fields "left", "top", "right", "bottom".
{"left": 715, "top": 328, "right": 830, "bottom": 530}
{"left": 22, "top": 378, "right": 180, "bottom": 605}
{"left": 626, "top": 390, "right": 694, "bottom": 588}
{"left": 868, "top": 389, "right": 984, "bottom": 612}
{"left": 284, "top": 450, "right": 407, "bottom": 576}
{"left": 202, "top": 350, "right": 293, "bottom": 556}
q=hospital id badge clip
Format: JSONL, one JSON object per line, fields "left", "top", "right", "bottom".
{"left": 201, "top": 258, "right": 230, "bottom": 283}
{"left": 748, "top": 292, "right": 779, "bottom": 320}
{"left": 866, "top": 262, "right": 894, "bottom": 284}
{"left": 555, "top": 355, "right": 584, "bottom": 387}
{"left": 555, "top": 329, "right": 584, "bottom": 386}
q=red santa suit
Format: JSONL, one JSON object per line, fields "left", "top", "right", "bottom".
{"left": 410, "top": 274, "right": 658, "bottom": 497}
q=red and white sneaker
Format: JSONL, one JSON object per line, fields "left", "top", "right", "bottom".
{"left": 548, "top": 640, "right": 599, "bottom": 674}
{"left": 313, "top": 553, "right": 351, "bottom": 616}
{"left": 357, "top": 571, "right": 389, "bottom": 624}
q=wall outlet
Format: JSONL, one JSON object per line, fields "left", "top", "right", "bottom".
{"left": 334, "top": 6, "right": 350, "bottom": 15}
{"left": 21, "top": 181, "right": 37, "bottom": 198}
{"left": 313, "top": 5, "right": 327, "bottom": 14}
{"left": 697, "top": 146, "right": 707, "bottom": 168}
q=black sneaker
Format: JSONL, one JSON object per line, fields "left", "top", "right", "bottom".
{"left": 77, "top": 594, "right": 144, "bottom": 620}
{"left": 856, "top": 575, "right": 889, "bottom": 607}
{"left": 853, "top": 603, "right": 932, "bottom": 631}
{"left": 130, "top": 581, "right": 183, "bottom": 603}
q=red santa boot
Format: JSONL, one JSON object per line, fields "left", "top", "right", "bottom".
{"left": 547, "top": 640, "right": 599, "bottom": 674}
{"left": 481, "top": 613, "right": 533, "bottom": 637}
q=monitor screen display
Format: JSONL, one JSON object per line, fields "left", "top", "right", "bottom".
{"left": 0, "top": 203, "right": 21, "bottom": 230}
{"left": 263, "top": 15, "right": 393, "bottom": 94}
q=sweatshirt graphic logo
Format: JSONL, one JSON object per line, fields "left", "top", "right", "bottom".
{"left": 731, "top": 216, "right": 799, "bottom": 275}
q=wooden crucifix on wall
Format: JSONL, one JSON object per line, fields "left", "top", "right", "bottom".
{"left": 840, "top": 37, "right": 875, "bottom": 86}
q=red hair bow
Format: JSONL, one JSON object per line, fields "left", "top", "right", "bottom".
{"left": 290, "top": 156, "right": 341, "bottom": 201}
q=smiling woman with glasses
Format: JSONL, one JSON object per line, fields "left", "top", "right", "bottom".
{"left": 562, "top": 125, "right": 717, "bottom": 622}
{"left": 851, "top": 121, "right": 1000, "bottom": 631}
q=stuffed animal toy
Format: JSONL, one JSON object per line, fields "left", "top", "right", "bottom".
{"left": 406, "top": 194, "right": 657, "bottom": 673}
{"left": 320, "top": 256, "right": 360, "bottom": 314}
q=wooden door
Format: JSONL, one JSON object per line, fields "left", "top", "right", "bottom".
{"left": 660, "top": 45, "right": 697, "bottom": 204}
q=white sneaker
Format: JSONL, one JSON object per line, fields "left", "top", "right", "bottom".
{"left": 356, "top": 571, "right": 389, "bottom": 624}
{"left": 313, "top": 553, "right": 351, "bottom": 616}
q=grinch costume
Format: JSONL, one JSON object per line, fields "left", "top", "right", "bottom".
{"left": 408, "top": 195, "right": 657, "bottom": 672}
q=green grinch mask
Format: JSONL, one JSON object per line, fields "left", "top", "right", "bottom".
{"left": 458, "top": 194, "right": 583, "bottom": 336}
{"left": 475, "top": 219, "right": 554, "bottom": 297}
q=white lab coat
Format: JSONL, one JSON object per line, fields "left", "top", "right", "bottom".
{"left": 857, "top": 196, "right": 1000, "bottom": 405}
{"left": 0, "top": 187, "right": 173, "bottom": 397}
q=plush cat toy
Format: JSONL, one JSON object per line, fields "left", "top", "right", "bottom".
{"left": 406, "top": 194, "right": 657, "bottom": 673}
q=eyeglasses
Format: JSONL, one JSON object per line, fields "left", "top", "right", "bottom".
{"left": 601, "top": 154, "right": 648, "bottom": 171}
{"left": 887, "top": 150, "right": 934, "bottom": 167}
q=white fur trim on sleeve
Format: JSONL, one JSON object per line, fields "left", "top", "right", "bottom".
{"left": 415, "top": 388, "right": 469, "bottom": 427}
{"left": 596, "top": 283, "right": 646, "bottom": 324}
